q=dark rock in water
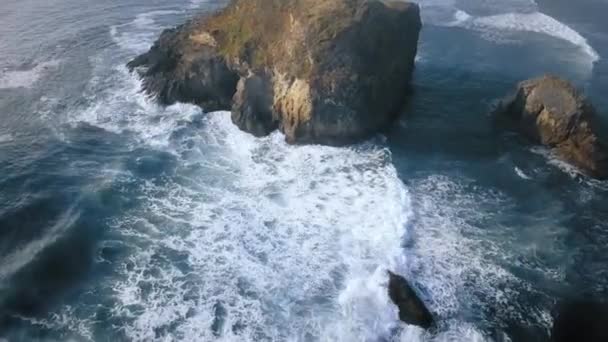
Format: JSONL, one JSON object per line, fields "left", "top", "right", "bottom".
{"left": 127, "top": 28, "right": 239, "bottom": 111}
{"left": 551, "top": 300, "right": 608, "bottom": 342}
{"left": 497, "top": 75, "right": 608, "bottom": 179}
{"left": 128, "top": 0, "right": 421, "bottom": 145}
{"left": 387, "top": 271, "right": 434, "bottom": 329}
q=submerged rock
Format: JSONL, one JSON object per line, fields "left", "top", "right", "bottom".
{"left": 387, "top": 271, "right": 434, "bottom": 329}
{"left": 497, "top": 75, "right": 608, "bottom": 179}
{"left": 551, "top": 300, "right": 608, "bottom": 342}
{"left": 128, "top": 0, "right": 421, "bottom": 145}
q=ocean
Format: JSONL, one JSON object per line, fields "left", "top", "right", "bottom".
{"left": 0, "top": 0, "right": 607, "bottom": 340}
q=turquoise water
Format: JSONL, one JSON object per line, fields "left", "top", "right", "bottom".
{"left": 0, "top": 0, "right": 606, "bottom": 341}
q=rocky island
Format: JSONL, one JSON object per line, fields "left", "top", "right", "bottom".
{"left": 128, "top": 0, "right": 421, "bottom": 145}
{"left": 498, "top": 75, "right": 608, "bottom": 179}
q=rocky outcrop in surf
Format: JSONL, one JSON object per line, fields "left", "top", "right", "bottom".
{"left": 387, "top": 271, "right": 434, "bottom": 329}
{"left": 127, "top": 0, "right": 421, "bottom": 145}
{"left": 497, "top": 75, "right": 608, "bottom": 179}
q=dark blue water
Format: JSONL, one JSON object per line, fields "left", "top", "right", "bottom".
{"left": 0, "top": 0, "right": 607, "bottom": 341}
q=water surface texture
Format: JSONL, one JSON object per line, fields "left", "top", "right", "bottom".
{"left": 0, "top": 0, "right": 607, "bottom": 341}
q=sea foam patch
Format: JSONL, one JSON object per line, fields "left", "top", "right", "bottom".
{"left": 405, "top": 174, "right": 559, "bottom": 335}
{"left": 110, "top": 10, "right": 182, "bottom": 53}
{"left": 106, "top": 112, "right": 413, "bottom": 341}
{"left": 0, "top": 60, "right": 61, "bottom": 89}
{"left": 0, "top": 133, "right": 13, "bottom": 143}
{"left": 454, "top": 10, "right": 600, "bottom": 62}
{"left": 418, "top": 0, "right": 599, "bottom": 64}
{"left": 68, "top": 54, "right": 498, "bottom": 339}
{"left": 68, "top": 49, "right": 415, "bottom": 340}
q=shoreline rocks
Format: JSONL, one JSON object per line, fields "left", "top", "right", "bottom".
{"left": 497, "top": 75, "right": 608, "bottom": 179}
{"left": 387, "top": 271, "right": 434, "bottom": 329}
{"left": 128, "top": 0, "right": 421, "bottom": 145}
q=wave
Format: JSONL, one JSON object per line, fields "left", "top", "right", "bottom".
{"left": 530, "top": 147, "right": 608, "bottom": 190}
{"left": 110, "top": 10, "right": 182, "bottom": 53}
{"left": 406, "top": 175, "right": 557, "bottom": 337}
{"left": 0, "top": 133, "right": 13, "bottom": 143}
{"left": 417, "top": 0, "right": 599, "bottom": 64}
{"left": 67, "top": 53, "right": 415, "bottom": 339}
{"left": 108, "top": 114, "right": 417, "bottom": 341}
{"left": 66, "top": 24, "right": 418, "bottom": 339}
{"left": 514, "top": 167, "right": 532, "bottom": 180}
{"left": 450, "top": 10, "right": 600, "bottom": 62}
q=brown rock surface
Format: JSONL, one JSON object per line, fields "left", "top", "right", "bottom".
{"left": 498, "top": 75, "right": 608, "bottom": 179}
{"left": 128, "top": 0, "right": 421, "bottom": 145}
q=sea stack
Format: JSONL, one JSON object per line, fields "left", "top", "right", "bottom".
{"left": 497, "top": 75, "right": 608, "bottom": 179}
{"left": 128, "top": 0, "right": 422, "bottom": 145}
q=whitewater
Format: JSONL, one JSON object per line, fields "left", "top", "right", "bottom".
{"left": 1, "top": 0, "right": 607, "bottom": 341}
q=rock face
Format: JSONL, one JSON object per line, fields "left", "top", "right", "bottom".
{"left": 387, "top": 271, "right": 434, "bottom": 329}
{"left": 551, "top": 300, "right": 608, "bottom": 342}
{"left": 128, "top": 0, "right": 421, "bottom": 145}
{"left": 498, "top": 75, "right": 608, "bottom": 179}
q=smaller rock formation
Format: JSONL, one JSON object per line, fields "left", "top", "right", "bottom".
{"left": 497, "top": 75, "right": 608, "bottom": 179}
{"left": 387, "top": 271, "right": 434, "bottom": 329}
{"left": 551, "top": 299, "right": 608, "bottom": 342}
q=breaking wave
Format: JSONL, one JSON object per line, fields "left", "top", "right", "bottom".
{"left": 418, "top": 0, "right": 599, "bottom": 64}
{"left": 450, "top": 10, "right": 599, "bottom": 62}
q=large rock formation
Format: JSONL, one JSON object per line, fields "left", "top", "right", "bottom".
{"left": 497, "top": 75, "right": 608, "bottom": 179}
{"left": 128, "top": 0, "right": 421, "bottom": 145}
{"left": 387, "top": 271, "right": 434, "bottom": 329}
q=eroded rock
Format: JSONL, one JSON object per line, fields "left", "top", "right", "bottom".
{"left": 128, "top": 0, "right": 421, "bottom": 145}
{"left": 497, "top": 75, "right": 608, "bottom": 179}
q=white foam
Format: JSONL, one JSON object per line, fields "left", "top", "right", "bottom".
{"left": 110, "top": 10, "right": 181, "bottom": 53}
{"left": 69, "top": 62, "right": 202, "bottom": 148}
{"left": 530, "top": 146, "right": 586, "bottom": 179}
{"left": 530, "top": 146, "right": 608, "bottom": 190}
{"left": 67, "top": 62, "right": 498, "bottom": 339}
{"left": 0, "top": 60, "right": 61, "bottom": 89}
{"left": 66, "top": 57, "right": 422, "bottom": 340}
{"left": 0, "top": 133, "right": 13, "bottom": 143}
{"left": 451, "top": 9, "right": 472, "bottom": 25}
{"left": 104, "top": 113, "right": 415, "bottom": 341}
{"left": 514, "top": 166, "right": 532, "bottom": 180}
{"left": 16, "top": 306, "right": 95, "bottom": 341}
{"left": 463, "top": 11, "right": 600, "bottom": 62}
{"left": 418, "top": 0, "right": 599, "bottom": 63}
{"left": 405, "top": 175, "right": 556, "bottom": 337}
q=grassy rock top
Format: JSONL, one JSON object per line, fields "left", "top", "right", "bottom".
{"left": 176, "top": 0, "right": 418, "bottom": 77}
